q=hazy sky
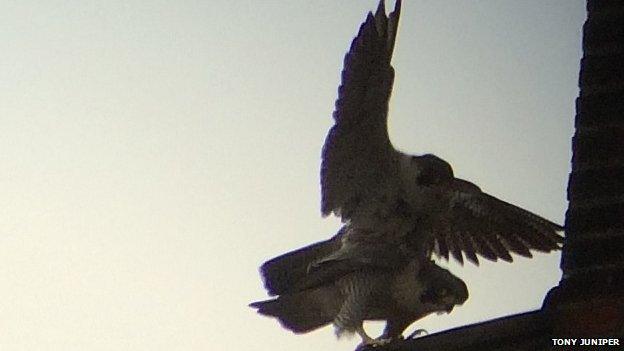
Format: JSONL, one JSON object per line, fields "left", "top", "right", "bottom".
{"left": 1, "top": 1, "right": 585, "bottom": 350}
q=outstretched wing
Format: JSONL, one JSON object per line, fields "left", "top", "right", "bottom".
{"left": 428, "top": 179, "right": 564, "bottom": 265}
{"left": 321, "top": 0, "right": 403, "bottom": 219}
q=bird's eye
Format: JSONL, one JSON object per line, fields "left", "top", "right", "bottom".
{"left": 436, "top": 288, "right": 448, "bottom": 297}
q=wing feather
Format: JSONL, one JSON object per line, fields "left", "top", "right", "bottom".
{"left": 473, "top": 231, "right": 505, "bottom": 262}
{"left": 260, "top": 230, "right": 343, "bottom": 295}
{"left": 448, "top": 230, "right": 464, "bottom": 265}
{"left": 461, "top": 234, "right": 480, "bottom": 265}
{"left": 321, "top": 0, "right": 402, "bottom": 219}
{"left": 431, "top": 179, "right": 563, "bottom": 265}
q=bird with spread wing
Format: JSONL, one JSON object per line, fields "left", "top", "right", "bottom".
{"left": 319, "top": 0, "right": 562, "bottom": 268}
{"left": 252, "top": 0, "right": 563, "bottom": 347}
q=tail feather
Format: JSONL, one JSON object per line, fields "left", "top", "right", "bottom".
{"left": 260, "top": 229, "right": 344, "bottom": 295}
{"left": 250, "top": 286, "right": 342, "bottom": 333}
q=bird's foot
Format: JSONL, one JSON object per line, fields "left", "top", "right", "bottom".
{"left": 354, "top": 326, "right": 394, "bottom": 349}
{"left": 356, "top": 337, "right": 393, "bottom": 350}
{"left": 406, "top": 328, "right": 428, "bottom": 339}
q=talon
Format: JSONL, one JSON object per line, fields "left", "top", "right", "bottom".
{"left": 358, "top": 337, "right": 392, "bottom": 349}
{"left": 372, "top": 338, "right": 392, "bottom": 346}
{"left": 406, "top": 328, "right": 428, "bottom": 339}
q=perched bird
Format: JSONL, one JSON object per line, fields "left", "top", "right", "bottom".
{"left": 252, "top": 0, "right": 563, "bottom": 347}
{"left": 320, "top": 0, "right": 563, "bottom": 268}
{"left": 251, "top": 230, "right": 468, "bottom": 346}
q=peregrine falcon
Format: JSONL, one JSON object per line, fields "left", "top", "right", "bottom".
{"left": 251, "top": 228, "right": 468, "bottom": 346}
{"left": 252, "top": 0, "right": 563, "bottom": 347}
{"left": 320, "top": 0, "right": 563, "bottom": 267}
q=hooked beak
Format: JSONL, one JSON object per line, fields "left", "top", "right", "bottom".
{"left": 436, "top": 304, "right": 455, "bottom": 315}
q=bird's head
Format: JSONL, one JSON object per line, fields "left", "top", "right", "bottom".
{"left": 409, "top": 154, "right": 454, "bottom": 186}
{"left": 419, "top": 261, "right": 468, "bottom": 313}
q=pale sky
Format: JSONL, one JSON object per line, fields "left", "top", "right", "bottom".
{"left": 1, "top": 1, "right": 585, "bottom": 350}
